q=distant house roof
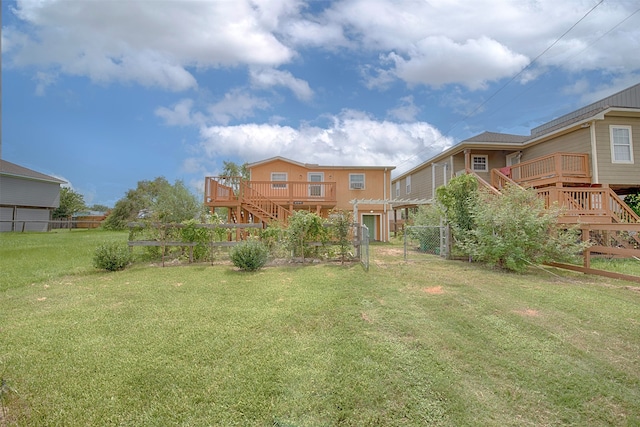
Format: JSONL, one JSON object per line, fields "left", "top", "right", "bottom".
{"left": 248, "top": 156, "right": 395, "bottom": 170}
{"left": 0, "top": 159, "right": 66, "bottom": 184}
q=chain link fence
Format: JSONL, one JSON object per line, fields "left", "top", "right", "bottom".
{"left": 355, "top": 224, "right": 370, "bottom": 271}
{"left": 404, "top": 225, "right": 448, "bottom": 261}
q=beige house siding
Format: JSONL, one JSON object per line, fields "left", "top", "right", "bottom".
{"left": 522, "top": 128, "right": 591, "bottom": 161}
{"left": 411, "top": 166, "right": 433, "bottom": 199}
{"left": 595, "top": 116, "right": 640, "bottom": 186}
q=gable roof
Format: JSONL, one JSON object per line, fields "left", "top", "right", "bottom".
{"left": 247, "top": 156, "right": 395, "bottom": 170}
{"left": 394, "top": 83, "right": 640, "bottom": 180}
{"left": 0, "top": 159, "right": 66, "bottom": 184}
{"left": 464, "top": 131, "right": 529, "bottom": 144}
{"left": 531, "top": 83, "right": 640, "bottom": 137}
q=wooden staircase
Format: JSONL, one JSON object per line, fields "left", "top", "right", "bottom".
{"left": 472, "top": 152, "right": 639, "bottom": 225}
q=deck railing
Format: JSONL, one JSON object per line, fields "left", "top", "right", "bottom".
{"left": 510, "top": 152, "right": 590, "bottom": 185}
{"left": 537, "top": 187, "right": 640, "bottom": 223}
{"left": 205, "top": 177, "right": 337, "bottom": 205}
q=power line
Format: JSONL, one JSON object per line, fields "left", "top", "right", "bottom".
{"left": 394, "top": 0, "right": 606, "bottom": 173}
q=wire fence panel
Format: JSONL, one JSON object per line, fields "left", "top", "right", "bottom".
{"left": 356, "top": 224, "right": 370, "bottom": 271}
{"left": 404, "top": 226, "right": 447, "bottom": 261}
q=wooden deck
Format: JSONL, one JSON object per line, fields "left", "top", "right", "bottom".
{"left": 485, "top": 152, "right": 638, "bottom": 224}
{"left": 507, "top": 152, "right": 591, "bottom": 187}
{"left": 204, "top": 176, "right": 338, "bottom": 224}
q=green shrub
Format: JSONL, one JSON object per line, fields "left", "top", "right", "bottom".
{"left": 466, "top": 184, "right": 588, "bottom": 272}
{"left": 93, "top": 242, "right": 132, "bottom": 271}
{"left": 230, "top": 240, "right": 269, "bottom": 271}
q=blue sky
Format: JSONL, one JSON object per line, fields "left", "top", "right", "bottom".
{"left": 2, "top": 0, "right": 639, "bottom": 207}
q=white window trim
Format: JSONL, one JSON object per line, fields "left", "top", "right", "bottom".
{"left": 349, "top": 173, "right": 365, "bottom": 190}
{"left": 395, "top": 181, "right": 400, "bottom": 198}
{"left": 406, "top": 176, "right": 411, "bottom": 194}
{"left": 308, "top": 172, "right": 324, "bottom": 197}
{"left": 610, "top": 125, "right": 634, "bottom": 164}
{"left": 472, "top": 155, "right": 489, "bottom": 172}
{"left": 271, "top": 172, "right": 287, "bottom": 189}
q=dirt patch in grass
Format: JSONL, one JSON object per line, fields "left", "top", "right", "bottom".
{"left": 515, "top": 309, "right": 540, "bottom": 317}
{"left": 422, "top": 286, "right": 444, "bottom": 294}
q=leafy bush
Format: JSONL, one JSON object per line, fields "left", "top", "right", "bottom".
{"left": 465, "top": 184, "right": 588, "bottom": 272}
{"left": 624, "top": 190, "right": 640, "bottom": 217}
{"left": 286, "top": 211, "right": 328, "bottom": 260}
{"left": 180, "top": 219, "right": 210, "bottom": 261}
{"left": 436, "top": 174, "right": 478, "bottom": 245}
{"left": 93, "top": 242, "right": 132, "bottom": 271}
{"left": 230, "top": 240, "right": 269, "bottom": 271}
{"left": 328, "top": 210, "right": 354, "bottom": 263}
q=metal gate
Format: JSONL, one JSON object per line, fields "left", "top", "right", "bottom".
{"left": 404, "top": 225, "right": 448, "bottom": 261}
{"left": 355, "top": 224, "right": 370, "bottom": 271}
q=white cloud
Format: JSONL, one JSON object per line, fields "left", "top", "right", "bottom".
{"left": 207, "top": 89, "right": 271, "bottom": 125}
{"left": 4, "top": 0, "right": 639, "bottom": 92}
{"left": 155, "top": 99, "right": 202, "bottom": 127}
{"left": 156, "top": 91, "right": 270, "bottom": 127}
{"left": 249, "top": 67, "right": 314, "bottom": 101}
{"left": 387, "top": 96, "right": 419, "bottom": 122}
{"left": 4, "top": 0, "right": 295, "bottom": 90}
{"left": 195, "top": 111, "right": 452, "bottom": 174}
{"left": 386, "top": 36, "right": 529, "bottom": 90}
{"left": 323, "top": 0, "right": 640, "bottom": 88}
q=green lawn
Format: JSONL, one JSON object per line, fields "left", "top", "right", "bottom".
{"left": 1, "top": 231, "right": 639, "bottom": 426}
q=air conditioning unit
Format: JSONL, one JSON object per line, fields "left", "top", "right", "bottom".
{"left": 351, "top": 183, "right": 364, "bottom": 189}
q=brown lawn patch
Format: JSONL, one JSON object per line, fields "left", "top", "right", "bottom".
{"left": 422, "top": 286, "right": 444, "bottom": 294}
{"left": 515, "top": 309, "right": 540, "bottom": 317}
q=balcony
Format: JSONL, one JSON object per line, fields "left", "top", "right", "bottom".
{"left": 204, "top": 177, "right": 337, "bottom": 209}
{"left": 508, "top": 152, "right": 591, "bottom": 188}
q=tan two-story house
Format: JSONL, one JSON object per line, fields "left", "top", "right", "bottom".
{"left": 392, "top": 83, "right": 640, "bottom": 225}
{"left": 205, "top": 157, "right": 395, "bottom": 241}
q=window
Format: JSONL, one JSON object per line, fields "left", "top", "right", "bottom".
{"left": 472, "top": 155, "right": 488, "bottom": 172}
{"left": 406, "top": 176, "right": 411, "bottom": 194}
{"left": 395, "top": 181, "right": 400, "bottom": 198}
{"left": 271, "top": 172, "right": 287, "bottom": 189}
{"left": 610, "top": 125, "right": 634, "bottom": 163}
{"left": 349, "top": 173, "right": 365, "bottom": 190}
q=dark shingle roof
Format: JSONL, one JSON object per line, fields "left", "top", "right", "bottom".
{"left": 0, "top": 160, "right": 66, "bottom": 184}
{"left": 531, "top": 83, "right": 640, "bottom": 137}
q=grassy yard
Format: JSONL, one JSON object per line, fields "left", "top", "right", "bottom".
{"left": 1, "top": 231, "right": 639, "bottom": 426}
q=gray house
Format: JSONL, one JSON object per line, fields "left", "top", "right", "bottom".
{"left": 0, "top": 160, "right": 66, "bottom": 232}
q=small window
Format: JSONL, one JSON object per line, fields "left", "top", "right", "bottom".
{"left": 472, "top": 155, "right": 488, "bottom": 172}
{"left": 610, "top": 126, "right": 634, "bottom": 164}
{"left": 350, "top": 173, "right": 365, "bottom": 190}
{"left": 395, "top": 181, "right": 400, "bottom": 198}
{"left": 271, "top": 172, "right": 287, "bottom": 189}
{"left": 406, "top": 176, "right": 411, "bottom": 194}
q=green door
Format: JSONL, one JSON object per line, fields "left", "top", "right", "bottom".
{"left": 362, "top": 215, "right": 376, "bottom": 240}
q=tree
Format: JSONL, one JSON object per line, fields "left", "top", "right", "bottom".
{"left": 221, "top": 160, "right": 249, "bottom": 179}
{"left": 152, "top": 180, "right": 203, "bottom": 224}
{"left": 53, "top": 187, "right": 86, "bottom": 219}
{"left": 88, "top": 204, "right": 110, "bottom": 212}
{"left": 103, "top": 177, "right": 171, "bottom": 230}
{"left": 103, "top": 177, "right": 203, "bottom": 230}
